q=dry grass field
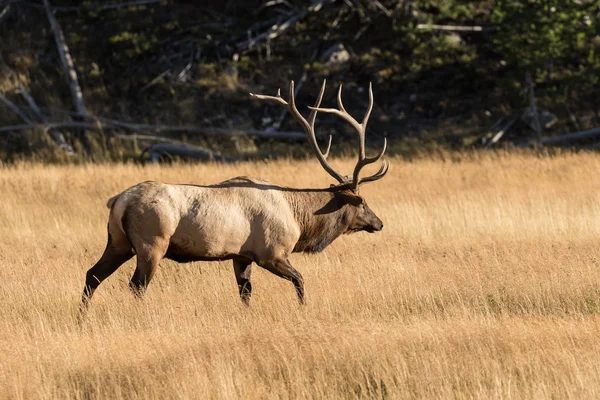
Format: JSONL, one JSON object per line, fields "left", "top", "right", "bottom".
{"left": 2, "top": 151, "right": 600, "bottom": 399}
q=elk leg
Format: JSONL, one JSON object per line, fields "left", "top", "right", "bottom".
{"left": 129, "top": 242, "right": 167, "bottom": 297}
{"left": 233, "top": 259, "right": 252, "bottom": 306}
{"left": 81, "top": 234, "right": 134, "bottom": 312}
{"left": 261, "top": 258, "right": 305, "bottom": 304}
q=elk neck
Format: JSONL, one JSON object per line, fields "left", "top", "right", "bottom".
{"left": 284, "top": 189, "right": 354, "bottom": 254}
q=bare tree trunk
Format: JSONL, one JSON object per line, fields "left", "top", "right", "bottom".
{"left": 43, "top": 0, "right": 87, "bottom": 117}
{"left": 526, "top": 72, "right": 542, "bottom": 145}
{"left": 42, "top": 0, "right": 91, "bottom": 154}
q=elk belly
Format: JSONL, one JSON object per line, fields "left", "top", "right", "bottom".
{"left": 166, "top": 206, "right": 250, "bottom": 262}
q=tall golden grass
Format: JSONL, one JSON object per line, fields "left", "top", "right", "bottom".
{"left": 2, "top": 152, "right": 600, "bottom": 399}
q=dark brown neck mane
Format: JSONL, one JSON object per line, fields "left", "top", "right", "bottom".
{"left": 284, "top": 189, "right": 353, "bottom": 253}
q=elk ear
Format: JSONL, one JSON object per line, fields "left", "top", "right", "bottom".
{"left": 337, "top": 191, "right": 363, "bottom": 206}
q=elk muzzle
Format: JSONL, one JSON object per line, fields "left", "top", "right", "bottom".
{"left": 365, "top": 218, "right": 383, "bottom": 233}
{"left": 360, "top": 203, "right": 384, "bottom": 233}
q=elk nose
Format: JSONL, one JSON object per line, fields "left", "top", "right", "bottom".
{"left": 372, "top": 221, "right": 383, "bottom": 231}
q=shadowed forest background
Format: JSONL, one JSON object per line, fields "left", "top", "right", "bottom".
{"left": 1, "top": 0, "right": 599, "bottom": 161}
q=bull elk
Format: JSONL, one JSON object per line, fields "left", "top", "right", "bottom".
{"left": 80, "top": 80, "right": 388, "bottom": 312}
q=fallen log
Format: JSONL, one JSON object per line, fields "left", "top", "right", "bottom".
{"left": 141, "top": 143, "right": 237, "bottom": 163}
{"left": 113, "top": 133, "right": 191, "bottom": 146}
{"left": 98, "top": 118, "right": 306, "bottom": 139}
{"left": 539, "top": 127, "right": 600, "bottom": 146}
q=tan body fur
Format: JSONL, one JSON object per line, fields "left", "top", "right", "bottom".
{"left": 111, "top": 178, "right": 303, "bottom": 264}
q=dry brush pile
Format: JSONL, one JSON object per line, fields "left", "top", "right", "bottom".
{"left": 1, "top": 152, "right": 600, "bottom": 398}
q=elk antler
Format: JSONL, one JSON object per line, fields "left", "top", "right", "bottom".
{"left": 308, "top": 82, "right": 388, "bottom": 191}
{"left": 250, "top": 80, "right": 346, "bottom": 184}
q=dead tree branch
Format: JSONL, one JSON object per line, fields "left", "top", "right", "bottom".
{"left": 236, "top": 0, "right": 329, "bottom": 52}
{"left": 12, "top": 75, "right": 75, "bottom": 154}
{"left": 0, "top": 4, "right": 10, "bottom": 24}
{"left": 0, "top": 94, "right": 33, "bottom": 124}
{"left": 15, "top": 0, "right": 161, "bottom": 12}
{"left": 16, "top": 85, "right": 43, "bottom": 118}
{"left": 484, "top": 116, "right": 517, "bottom": 147}
{"left": 0, "top": 119, "right": 306, "bottom": 139}
{"left": 75, "top": 0, "right": 161, "bottom": 11}
{"left": 416, "top": 24, "right": 496, "bottom": 32}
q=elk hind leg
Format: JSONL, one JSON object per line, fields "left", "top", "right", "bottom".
{"left": 129, "top": 238, "right": 169, "bottom": 297}
{"left": 81, "top": 232, "right": 134, "bottom": 312}
{"left": 233, "top": 259, "right": 252, "bottom": 306}
{"left": 261, "top": 258, "right": 305, "bottom": 304}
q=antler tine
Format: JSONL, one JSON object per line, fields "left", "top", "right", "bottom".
{"left": 367, "top": 136, "right": 387, "bottom": 163}
{"left": 307, "top": 80, "right": 326, "bottom": 129}
{"left": 291, "top": 80, "right": 344, "bottom": 183}
{"left": 310, "top": 82, "right": 388, "bottom": 191}
{"left": 351, "top": 137, "right": 387, "bottom": 189}
{"left": 357, "top": 159, "right": 389, "bottom": 185}
{"left": 361, "top": 83, "right": 374, "bottom": 145}
{"left": 287, "top": 80, "right": 311, "bottom": 134}
{"left": 306, "top": 80, "right": 335, "bottom": 157}
{"left": 340, "top": 84, "right": 365, "bottom": 159}
{"left": 250, "top": 80, "right": 345, "bottom": 184}
{"left": 309, "top": 85, "right": 363, "bottom": 142}
{"left": 308, "top": 81, "right": 333, "bottom": 159}
{"left": 322, "top": 135, "right": 333, "bottom": 158}
{"left": 336, "top": 84, "right": 347, "bottom": 113}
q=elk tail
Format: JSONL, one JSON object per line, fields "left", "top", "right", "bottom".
{"left": 105, "top": 189, "right": 130, "bottom": 239}
{"left": 106, "top": 194, "right": 119, "bottom": 209}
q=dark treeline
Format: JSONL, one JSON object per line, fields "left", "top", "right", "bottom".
{"left": 0, "top": 0, "right": 599, "bottom": 161}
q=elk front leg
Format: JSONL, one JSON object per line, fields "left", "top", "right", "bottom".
{"left": 261, "top": 258, "right": 305, "bottom": 304}
{"left": 233, "top": 259, "right": 252, "bottom": 306}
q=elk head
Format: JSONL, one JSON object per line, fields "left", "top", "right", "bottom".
{"left": 250, "top": 80, "right": 389, "bottom": 233}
